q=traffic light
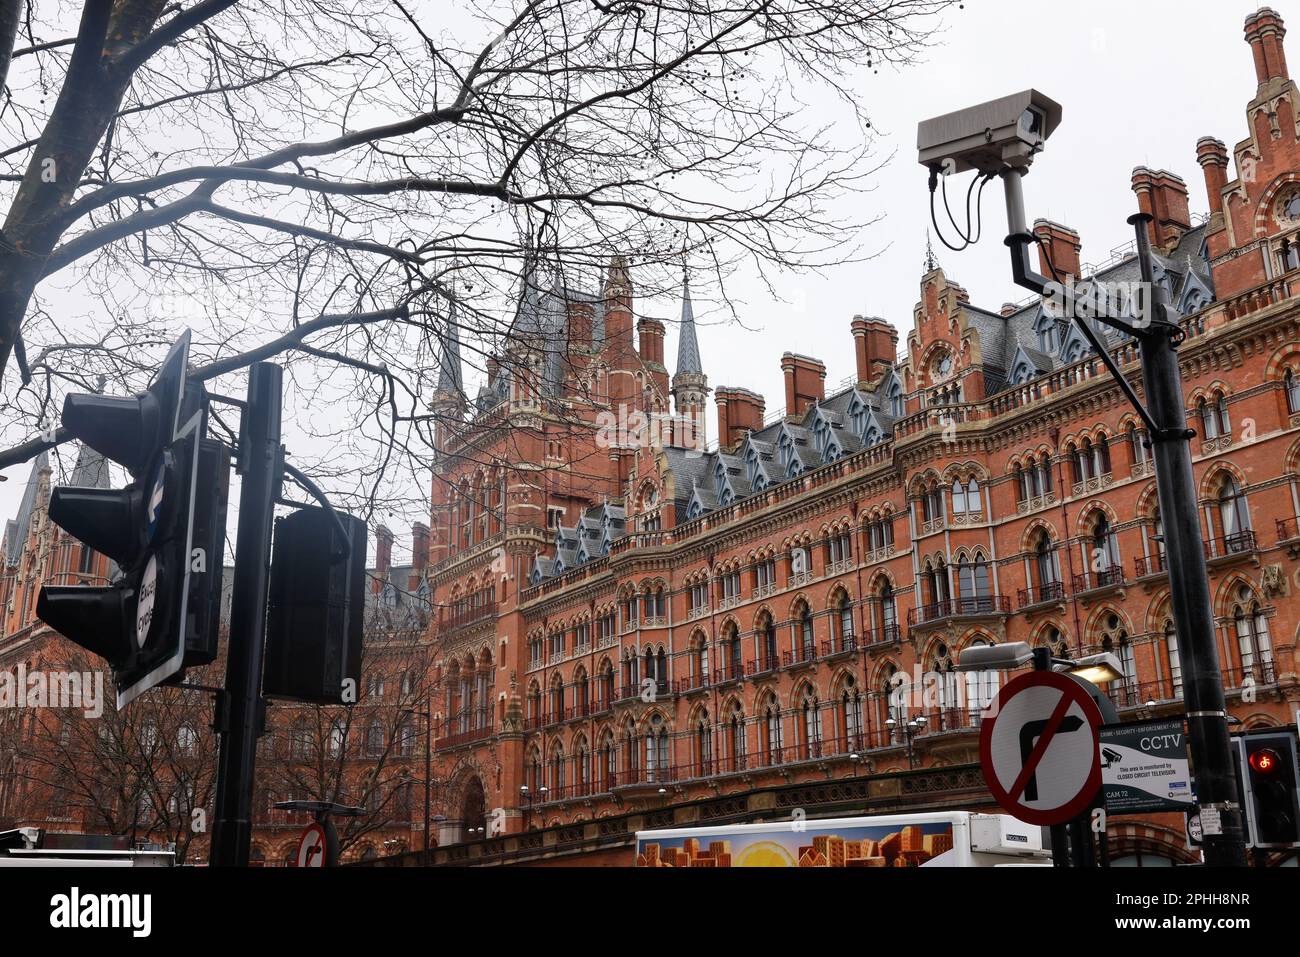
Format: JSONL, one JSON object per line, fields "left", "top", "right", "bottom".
{"left": 36, "top": 331, "right": 230, "bottom": 707}
{"left": 1237, "top": 731, "right": 1300, "bottom": 848}
{"left": 263, "top": 505, "right": 366, "bottom": 705}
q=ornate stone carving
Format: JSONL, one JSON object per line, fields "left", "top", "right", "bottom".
{"left": 1261, "top": 563, "right": 1287, "bottom": 598}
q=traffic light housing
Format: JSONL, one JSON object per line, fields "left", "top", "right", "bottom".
{"left": 1237, "top": 731, "right": 1300, "bottom": 848}
{"left": 263, "top": 505, "right": 366, "bottom": 705}
{"left": 36, "top": 332, "right": 230, "bottom": 707}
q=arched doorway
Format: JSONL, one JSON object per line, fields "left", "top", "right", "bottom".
{"left": 460, "top": 776, "right": 486, "bottom": 838}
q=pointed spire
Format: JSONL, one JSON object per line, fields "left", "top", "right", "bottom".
{"left": 675, "top": 272, "right": 703, "bottom": 377}
{"left": 435, "top": 297, "right": 464, "bottom": 399}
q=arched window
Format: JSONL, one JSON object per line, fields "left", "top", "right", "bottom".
{"left": 644, "top": 714, "right": 670, "bottom": 783}
{"left": 1216, "top": 474, "right": 1253, "bottom": 551}
{"left": 956, "top": 554, "right": 992, "bottom": 610}
{"left": 690, "top": 634, "right": 709, "bottom": 687}
{"left": 1200, "top": 392, "right": 1231, "bottom": 440}
{"left": 575, "top": 670, "right": 590, "bottom": 715}
{"left": 598, "top": 732, "right": 616, "bottom": 791}
{"left": 549, "top": 745, "right": 566, "bottom": 794}
{"left": 695, "top": 712, "right": 713, "bottom": 776}
{"left": 923, "top": 558, "right": 950, "bottom": 608}
{"left": 839, "top": 676, "right": 864, "bottom": 751}
{"left": 1286, "top": 369, "right": 1300, "bottom": 414}
{"left": 953, "top": 476, "right": 981, "bottom": 514}
{"left": 758, "top": 613, "right": 778, "bottom": 670}
{"left": 1034, "top": 531, "right": 1062, "bottom": 598}
{"left": 726, "top": 702, "right": 746, "bottom": 772}
{"left": 798, "top": 687, "right": 822, "bottom": 759}
{"left": 835, "top": 592, "right": 855, "bottom": 651}
{"left": 723, "top": 623, "right": 743, "bottom": 680}
{"left": 1231, "top": 585, "right": 1274, "bottom": 682}
{"left": 598, "top": 662, "right": 615, "bottom": 707}
{"left": 526, "top": 682, "right": 542, "bottom": 725}
{"left": 1099, "top": 615, "right": 1136, "bottom": 705}
{"left": 877, "top": 582, "right": 898, "bottom": 641}
{"left": 575, "top": 738, "right": 591, "bottom": 794}
{"left": 796, "top": 603, "right": 815, "bottom": 661}
{"left": 328, "top": 720, "right": 345, "bottom": 758}
{"left": 1089, "top": 514, "right": 1121, "bottom": 581}
{"left": 1162, "top": 617, "right": 1182, "bottom": 701}
{"left": 879, "top": 664, "right": 901, "bottom": 743}
{"left": 549, "top": 674, "right": 565, "bottom": 722}
{"left": 1147, "top": 505, "right": 1167, "bottom": 572}
{"left": 930, "top": 643, "right": 960, "bottom": 727}
{"left": 762, "top": 696, "right": 784, "bottom": 764}
{"left": 1040, "top": 626, "right": 1070, "bottom": 660}
{"left": 951, "top": 477, "right": 968, "bottom": 514}
{"left": 921, "top": 482, "right": 944, "bottom": 523}
{"left": 366, "top": 720, "right": 384, "bottom": 758}
{"left": 1128, "top": 423, "right": 1149, "bottom": 470}
{"left": 963, "top": 637, "right": 999, "bottom": 719}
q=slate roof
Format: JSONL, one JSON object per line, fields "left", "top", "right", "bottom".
{"left": 2, "top": 451, "right": 47, "bottom": 565}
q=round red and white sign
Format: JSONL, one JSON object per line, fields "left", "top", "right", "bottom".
{"left": 295, "top": 823, "right": 328, "bottom": 868}
{"left": 979, "top": 670, "right": 1104, "bottom": 826}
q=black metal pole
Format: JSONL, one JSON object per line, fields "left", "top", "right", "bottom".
{"left": 209, "top": 363, "right": 282, "bottom": 867}
{"left": 423, "top": 704, "right": 432, "bottom": 855}
{"left": 1129, "top": 213, "right": 1247, "bottom": 867}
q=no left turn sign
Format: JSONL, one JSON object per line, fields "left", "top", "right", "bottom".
{"left": 295, "top": 822, "right": 328, "bottom": 868}
{"left": 979, "top": 669, "right": 1104, "bottom": 826}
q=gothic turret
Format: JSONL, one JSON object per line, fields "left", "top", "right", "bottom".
{"left": 670, "top": 274, "right": 709, "bottom": 450}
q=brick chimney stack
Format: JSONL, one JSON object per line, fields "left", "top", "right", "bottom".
{"left": 412, "top": 522, "right": 430, "bottom": 572}
{"left": 1196, "top": 137, "right": 1230, "bottom": 217}
{"left": 637, "top": 317, "right": 665, "bottom": 366}
{"left": 1245, "top": 7, "right": 1289, "bottom": 87}
{"left": 781, "top": 353, "right": 826, "bottom": 417}
{"left": 1032, "top": 219, "right": 1082, "bottom": 280}
{"left": 374, "top": 524, "right": 394, "bottom": 593}
{"left": 715, "top": 386, "right": 765, "bottom": 449}
{"left": 1131, "top": 167, "right": 1191, "bottom": 251}
{"left": 850, "top": 317, "right": 899, "bottom": 383}
{"left": 1000, "top": 302, "right": 1019, "bottom": 317}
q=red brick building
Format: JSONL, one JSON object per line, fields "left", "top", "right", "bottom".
{"left": 424, "top": 8, "right": 1300, "bottom": 866}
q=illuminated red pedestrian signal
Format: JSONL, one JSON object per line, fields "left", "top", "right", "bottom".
{"left": 1237, "top": 733, "right": 1300, "bottom": 848}
{"left": 1249, "top": 748, "right": 1281, "bottom": 775}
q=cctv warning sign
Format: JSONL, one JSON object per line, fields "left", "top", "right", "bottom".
{"left": 1099, "top": 718, "right": 1194, "bottom": 814}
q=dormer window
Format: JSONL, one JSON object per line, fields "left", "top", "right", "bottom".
{"left": 886, "top": 377, "right": 903, "bottom": 418}
{"left": 849, "top": 397, "right": 867, "bottom": 435}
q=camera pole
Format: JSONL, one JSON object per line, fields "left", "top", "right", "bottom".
{"left": 999, "top": 171, "right": 1247, "bottom": 866}
{"left": 1126, "top": 213, "right": 1247, "bottom": 867}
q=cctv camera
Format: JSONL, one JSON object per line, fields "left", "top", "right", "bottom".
{"left": 917, "top": 90, "right": 1062, "bottom": 176}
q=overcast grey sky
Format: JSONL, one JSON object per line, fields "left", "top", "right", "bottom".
{"left": 0, "top": 0, "right": 1278, "bottom": 556}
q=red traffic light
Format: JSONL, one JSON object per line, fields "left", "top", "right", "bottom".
{"left": 1249, "top": 748, "right": 1282, "bottom": 774}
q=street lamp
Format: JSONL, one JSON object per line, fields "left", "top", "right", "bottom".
{"left": 1062, "top": 652, "right": 1126, "bottom": 687}
{"left": 919, "top": 92, "right": 1247, "bottom": 866}
{"left": 885, "top": 713, "right": 927, "bottom": 769}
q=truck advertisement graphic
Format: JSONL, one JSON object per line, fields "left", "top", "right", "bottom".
{"left": 636, "top": 812, "right": 1046, "bottom": 867}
